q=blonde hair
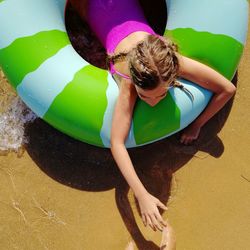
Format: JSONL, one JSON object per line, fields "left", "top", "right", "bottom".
{"left": 128, "top": 34, "right": 179, "bottom": 90}
{"left": 107, "top": 34, "right": 194, "bottom": 99}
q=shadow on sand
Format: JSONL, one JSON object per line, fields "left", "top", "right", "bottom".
{"left": 24, "top": 87, "right": 236, "bottom": 249}
{"left": 24, "top": 1, "right": 238, "bottom": 249}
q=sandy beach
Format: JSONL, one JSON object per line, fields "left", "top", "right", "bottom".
{"left": 0, "top": 2, "right": 250, "bottom": 249}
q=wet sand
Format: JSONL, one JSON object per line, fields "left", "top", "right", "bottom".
{"left": 1, "top": 2, "right": 250, "bottom": 249}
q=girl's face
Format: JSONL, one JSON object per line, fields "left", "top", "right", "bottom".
{"left": 135, "top": 83, "right": 171, "bottom": 107}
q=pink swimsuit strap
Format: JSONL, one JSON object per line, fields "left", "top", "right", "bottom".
{"left": 109, "top": 61, "right": 131, "bottom": 79}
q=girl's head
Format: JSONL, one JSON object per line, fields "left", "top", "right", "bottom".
{"left": 107, "top": 34, "right": 180, "bottom": 106}
{"left": 128, "top": 34, "right": 179, "bottom": 106}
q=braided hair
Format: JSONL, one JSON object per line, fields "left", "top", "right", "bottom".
{"left": 127, "top": 34, "right": 178, "bottom": 89}
{"left": 106, "top": 52, "right": 128, "bottom": 68}
{"left": 107, "top": 34, "right": 194, "bottom": 100}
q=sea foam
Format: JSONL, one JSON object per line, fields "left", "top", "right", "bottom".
{"left": 0, "top": 96, "right": 37, "bottom": 153}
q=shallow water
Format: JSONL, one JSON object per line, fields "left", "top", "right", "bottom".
{"left": 0, "top": 71, "right": 37, "bottom": 154}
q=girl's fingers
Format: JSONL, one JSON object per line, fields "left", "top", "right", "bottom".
{"left": 142, "top": 214, "right": 147, "bottom": 227}
{"left": 156, "top": 201, "right": 168, "bottom": 227}
{"left": 182, "top": 137, "right": 192, "bottom": 145}
{"left": 157, "top": 201, "right": 168, "bottom": 211}
{"left": 146, "top": 215, "right": 156, "bottom": 231}
{"left": 149, "top": 214, "right": 163, "bottom": 231}
{"left": 154, "top": 211, "right": 167, "bottom": 227}
{"left": 180, "top": 136, "right": 185, "bottom": 144}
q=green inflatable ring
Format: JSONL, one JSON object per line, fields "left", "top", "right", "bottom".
{"left": 0, "top": 0, "right": 248, "bottom": 147}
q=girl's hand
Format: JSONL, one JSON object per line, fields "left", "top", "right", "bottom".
{"left": 180, "top": 122, "right": 201, "bottom": 145}
{"left": 137, "top": 192, "right": 168, "bottom": 231}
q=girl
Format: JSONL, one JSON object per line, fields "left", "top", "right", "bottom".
{"left": 69, "top": 0, "right": 236, "bottom": 232}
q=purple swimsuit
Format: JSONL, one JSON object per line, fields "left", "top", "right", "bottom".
{"left": 86, "top": 0, "right": 156, "bottom": 78}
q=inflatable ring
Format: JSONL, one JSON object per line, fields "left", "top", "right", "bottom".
{"left": 0, "top": 0, "right": 248, "bottom": 147}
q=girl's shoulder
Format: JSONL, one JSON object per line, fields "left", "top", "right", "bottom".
{"left": 119, "top": 78, "right": 137, "bottom": 96}
{"left": 115, "top": 79, "right": 138, "bottom": 110}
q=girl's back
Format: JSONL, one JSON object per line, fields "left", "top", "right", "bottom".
{"left": 86, "top": 0, "right": 155, "bottom": 54}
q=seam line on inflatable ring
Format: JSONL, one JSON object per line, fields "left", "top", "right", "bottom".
{"left": 0, "top": 30, "right": 69, "bottom": 88}
{"left": 17, "top": 45, "right": 88, "bottom": 117}
{"left": 43, "top": 65, "right": 109, "bottom": 147}
{"left": 165, "top": 28, "right": 244, "bottom": 80}
{"left": 166, "top": 0, "right": 248, "bottom": 45}
{"left": 0, "top": 0, "right": 66, "bottom": 49}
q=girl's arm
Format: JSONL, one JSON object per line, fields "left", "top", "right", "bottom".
{"left": 110, "top": 80, "right": 168, "bottom": 231}
{"left": 110, "top": 80, "right": 147, "bottom": 197}
{"left": 177, "top": 55, "right": 236, "bottom": 144}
